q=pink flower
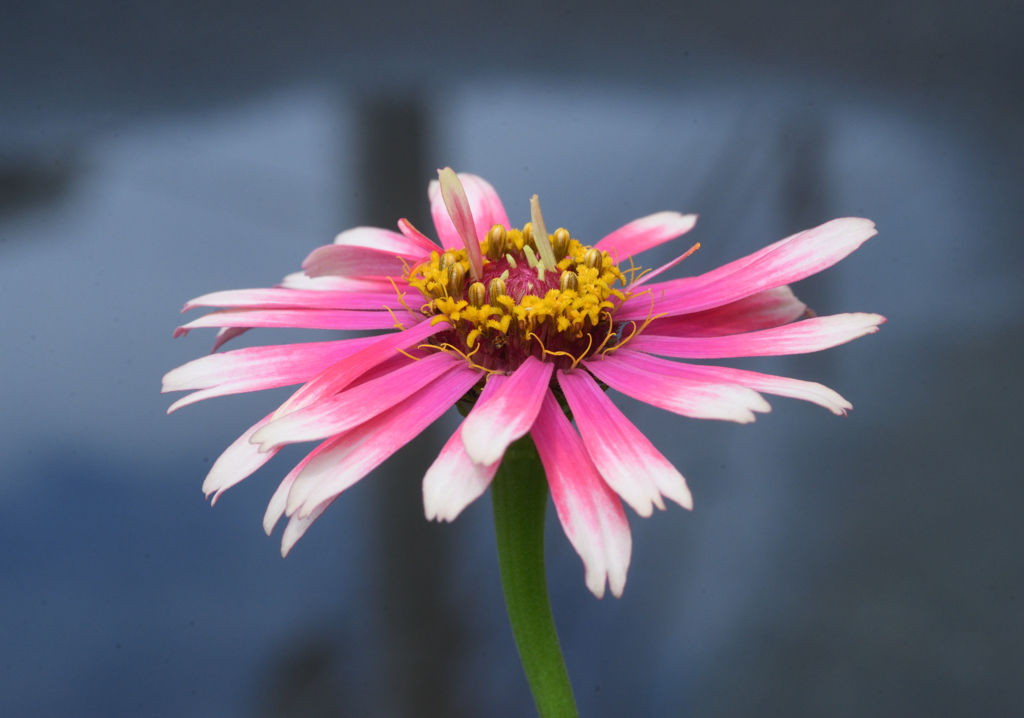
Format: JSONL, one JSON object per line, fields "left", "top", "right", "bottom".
{"left": 163, "top": 169, "right": 884, "bottom": 599}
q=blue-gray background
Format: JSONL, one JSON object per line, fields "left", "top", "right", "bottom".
{"left": 1, "top": 2, "right": 1022, "bottom": 716}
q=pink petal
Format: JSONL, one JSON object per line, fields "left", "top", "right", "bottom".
{"left": 460, "top": 356, "right": 553, "bottom": 466}
{"left": 557, "top": 370, "right": 692, "bottom": 517}
{"left": 162, "top": 336, "right": 382, "bottom": 412}
{"left": 278, "top": 272, "right": 400, "bottom": 293}
{"left": 616, "top": 217, "right": 877, "bottom": 320}
{"left": 332, "top": 225, "right": 432, "bottom": 258}
{"left": 183, "top": 288, "right": 406, "bottom": 312}
{"left": 302, "top": 244, "right": 417, "bottom": 278}
{"left": 174, "top": 307, "right": 412, "bottom": 337}
{"left": 422, "top": 374, "right": 508, "bottom": 522}
{"left": 263, "top": 435, "right": 337, "bottom": 536}
{"left": 273, "top": 318, "right": 446, "bottom": 418}
{"left": 643, "top": 286, "right": 807, "bottom": 338}
{"left": 251, "top": 351, "right": 463, "bottom": 450}
{"left": 280, "top": 498, "right": 334, "bottom": 557}
{"left": 531, "top": 390, "right": 631, "bottom": 599}
{"left": 397, "top": 218, "right": 442, "bottom": 255}
{"left": 593, "top": 211, "right": 698, "bottom": 261}
{"left": 436, "top": 168, "right": 485, "bottom": 280}
{"left": 628, "top": 313, "right": 886, "bottom": 359}
{"left": 583, "top": 354, "right": 770, "bottom": 423}
{"left": 625, "top": 241, "right": 701, "bottom": 291}
{"left": 285, "top": 363, "right": 482, "bottom": 519}
{"left": 211, "top": 327, "right": 249, "bottom": 352}
{"left": 429, "top": 172, "right": 510, "bottom": 254}
{"left": 202, "top": 413, "right": 281, "bottom": 504}
{"left": 615, "top": 349, "right": 852, "bottom": 415}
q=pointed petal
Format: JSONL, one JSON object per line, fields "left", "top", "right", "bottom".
{"left": 531, "top": 390, "right": 632, "bottom": 599}
{"left": 615, "top": 349, "right": 852, "bottom": 415}
{"left": 286, "top": 363, "right": 482, "bottom": 519}
{"left": 252, "top": 352, "right": 462, "bottom": 450}
{"left": 625, "top": 242, "right": 700, "bottom": 291}
{"left": 281, "top": 498, "right": 333, "bottom": 556}
{"left": 162, "top": 336, "right": 381, "bottom": 411}
{"left": 460, "top": 356, "right": 553, "bottom": 466}
{"left": 183, "top": 288, "right": 406, "bottom": 312}
{"left": 429, "top": 173, "right": 510, "bottom": 254}
{"left": 594, "top": 211, "right": 698, "bottom": 261}
{"left": 397, "top": 218, "right": 443, "bottom": 254}
{"left": 264, "top": 436, "right": 337, "bottom": 535}
{"left": 422, "top": 374, "right": 508, "bottom": 522}
{"left": 557, "top": 370, "right": 692, "bottom": 517}
{"left": 616, "top": 217, "right": 877, "bottom": 320}
{"left": 583, "top": 354, "right": 770, "bottom": 423}
{"left": 211, "top": 326, "right": 248, "bottom": 352}
{"left": 174, "top": 307, "right": 409, "bottom": 336}
{"left": 272, "top": 318, "right": 446, "bottom": 418}
{"left": 628, "top": 313, "right": 886, "bottom": 359}
{"left": 332, "top": 226, "right": 432, "bottom": 258}
{"left": 302, "top": 244, "right": 417, "bottom": 278}
{"left": 202, "top": 413, "right": 281, "bottom": 503}
{"left": 643, "top": 286, "right": 806, "bottom": 337}
{"left": 436, "top": 168, "right": 485, "bottom": 280}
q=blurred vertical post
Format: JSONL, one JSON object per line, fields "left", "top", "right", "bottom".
{"left": 356, "top": 96, "right": 465, "bottom": 718}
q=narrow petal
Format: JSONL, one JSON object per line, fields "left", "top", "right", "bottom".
{"left": 397, "top": 218, "right": 442, "bottom": 254}
{"left": 252, "top": 351, "right": 463, "bottom": 450}
{"left": 264, "top": 435, "right": 337, "bottom": 536}
{"left": 174, "top": 307, "right": 410, "bottom": 336}
{"left": 614, "top": 349, "right": 852, "bottom": 415}
{"left": 286, "top": 363, "right": 482, "bottom": 519}
{"left": 202, "top": 413, "right": 281, "bottom": 503}
{"left": 278, "top": 272, "right": 400, "bottom": 293}
{"left": 643, "top": 286, "right": 806, "bottom": 338}
{"left": 162, "top": 336, "right": 381, "bottom": 412}
{"left": 332, "top": 226, "right": 432, "bottom": 258}
{"left": 594, "top": 211, "right": 698, "bottom": 261}
{"left": 436, "top": 168, "right": 485, "bottom": 280}
{"left": 429, "top": 173, "right": 510, "bottom": 254}
{"left": 281, "top": 498, "right": 334, "bottom": 557}
{"left": 583, "top": 354, "right": 770, "bottom": 423}
{"left": 460, "top": 356, "right": 553, "bottom": 466}
{"left": 531, "top": 390, "right": 631, "bottom": 599}
{"left": 625, "top": 242, "right": 700, "bottom": 291}
{"left": 272, "top": 318, "right": 446, "bottom": 418}
{"left": 183, "top": 288, "right": 406, "bottom": 312}
{"left": 211, "top": 326, "right": 249, "bottom": 352}
{"left": 616, "top": 217, "right": 877, "bottom": 320}
{"left": 422, "top": 374, "right": 508, "bottom": 522}
{"left": 302, "top": 244, "right": 417, "bottom": 278}
{"left": 628, "top": 313, "right": 886, "bottom": 359}
{"left": 557, "top": 370, "right": 692, "bottom": 517}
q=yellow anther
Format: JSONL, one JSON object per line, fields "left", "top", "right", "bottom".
{"left": 467, "top": 281, "right": 486, "bottom": 308}
{"left": 487, "top": 225, "right": 507, "bottom": 260}
{"left": 488, "top": 278, "right": 507, "bottom": 308}
{"left": 553, "top": 228, "right": 571, "bottom": 261}
{"left": 448, "top": 263, "right": 465, "bottom": 297}
{"left": 559, "top": 270, "right": 579, "bottom": 293}
{"left": 584, "top": 248, "right": 602, "bottom": 269}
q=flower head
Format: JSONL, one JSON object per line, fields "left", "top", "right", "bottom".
{"left": 163, "top": 169, "right": 883, "bottom": 598}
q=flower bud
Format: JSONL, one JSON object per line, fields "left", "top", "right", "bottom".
{"left": 559, "top": 271, "right": 579, "bottom": 293}
{"left": 583, "top": 248, "right": 602, "bottom": 269}
{"left": 522, "top": 222, "right": 536, "bottom": 250}
{"left": 447, "top": 263, "right": 465, "bottom": 297}
{"left": 438, "top": 252, "right": 455, "bottom": 273}
{"left": 488, "top": 278, "right": 507, "bottom": 308}
{"left": 467, "top": 281, "right": 486, "bottom": 308}
{"left": 487, "top": 225, "right": 507, "bottom": 260}
{"left": 553, "top": 228, "right": 571, "bottom": 261}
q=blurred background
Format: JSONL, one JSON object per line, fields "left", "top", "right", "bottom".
{"left": 1, "top": 1, "right": 1022, "bottom": 716}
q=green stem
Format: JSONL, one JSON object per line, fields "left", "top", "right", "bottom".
{"left": 491, "top": 435, "right": 578, "bottom": 718}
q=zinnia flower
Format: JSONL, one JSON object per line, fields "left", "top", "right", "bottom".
{"left": 163, "top": 168, "right": 883, "bottom": 598}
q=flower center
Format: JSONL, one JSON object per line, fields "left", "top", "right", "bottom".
{"left": 407, "top": 224, "right": 628, "bottom": 372}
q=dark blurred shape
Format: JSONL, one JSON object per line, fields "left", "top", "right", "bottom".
{"left": 0, "top": 147, "right": 77, "bottom": 220}
{"left": 260, "top": 639, "right": 344, "bottom": 718}
{"left": 358, "top": 97, "right": 467, "bottom": 718}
